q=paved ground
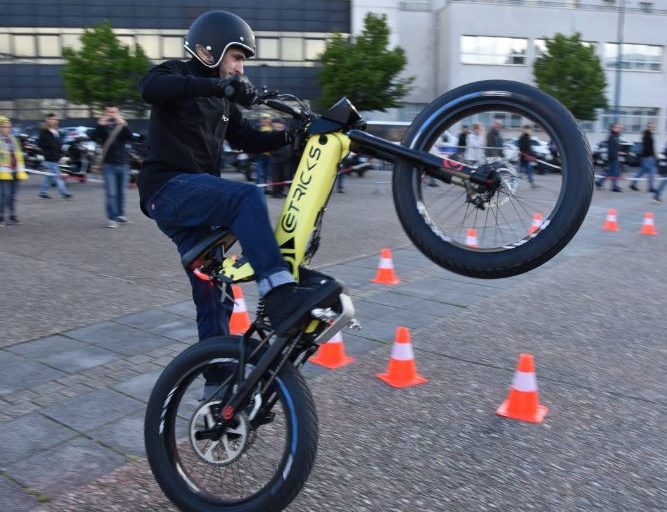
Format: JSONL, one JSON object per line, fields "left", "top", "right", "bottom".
{"left": 0, "top": 171, "right": 665, "bottom": 511}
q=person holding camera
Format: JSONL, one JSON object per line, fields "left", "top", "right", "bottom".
{"left": 93, "top": 104, "right": 133, "bottom": 228}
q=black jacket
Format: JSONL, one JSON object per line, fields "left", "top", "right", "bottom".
{"left": 93, "top": 123, "right": 133, "bottom": 164}
{"left": 138, "top": 59, "right": 286, "bottom": 213}
{"left": 518, "top": 133, "right": 534, "bottom": 162}
{"left": 607, "top": 131, "right": 619, "bottom": 161}
{"left": 641, "top": 129, "right": 655, "bottom": 158}
{"left": 37, "top": 128, "right": 62, "bottom": 162}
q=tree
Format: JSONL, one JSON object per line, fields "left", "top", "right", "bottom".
{"left": 533, "top": 33, "right": 607, "bottom": 121}
{"left": 318, "top": 13, "right": 413, "bottom": 112}
{"left": 62, "top": 22, "right": 151, "bottom": 117}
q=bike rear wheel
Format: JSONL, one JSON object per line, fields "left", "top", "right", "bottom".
{"left": 393, "top": 80, "right": 593, "bottom": 278}
{"left": 144, "top": 337, "right": 318, "bottom": 512}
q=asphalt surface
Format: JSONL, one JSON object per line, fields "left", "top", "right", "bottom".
{"left": 0, "top": 170, "right": 665, "bottom": 511}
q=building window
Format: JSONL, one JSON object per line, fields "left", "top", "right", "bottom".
{"left": 117, "top": 35, "right": 135, "bottom": 50}
{"left": 14, "top": 35, "right": 37, "bottom": 57}
{"left": 162, "top": 36, "right": 185, "bottom": 59}
{"left": 0, "top": 100, "right": 15, "bottom": 118}
{"left": 461, "top": 36, "right": 527, "bottom": 65}
{"left": 599, "top": 107, "right": 658, "bottom": 133}
{"left": 282, "top": 38, "right": 303, "bottom": 61}
{"left": 0, "top": 33, "right": 11, "bottom": 59}
{"left": 639, "top": 2, "right": 653, "bottom": 12}
{"left": 605, "top": 43, "right": 662, "bottom": 71}
{"left": 399, "top": 1, "right": 432, "bottom": 11}
{"left": 136, "top": 35, "right": 160, "bottom": 59}
{"left": 62, "top": 33, "right": 83, "bottom": 52}
{"left": 38, "top": 35, "right": 61, "bottom": 58}
{"left": 257, "top": 37, "right": 279, "bottom": 60}
{"left": 305, "top": 39, "right": 326, "bottom": 61}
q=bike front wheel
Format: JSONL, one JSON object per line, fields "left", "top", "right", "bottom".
{"left": 144, "top": 337, "right": 318, "bottom": 512}
{"left": 393, "top": 80, "right": 593, "bottom": 278}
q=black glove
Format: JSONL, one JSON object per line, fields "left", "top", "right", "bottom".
{"left": 211, "top": 76, "right": 257, "bottom": 108}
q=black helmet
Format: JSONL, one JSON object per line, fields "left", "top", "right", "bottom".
{"left": 184, "top": 11, "right": 256, "bottom": 69}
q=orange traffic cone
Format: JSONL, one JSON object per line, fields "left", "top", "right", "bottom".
{"left": 310, "top": 331, "right": 355, "bottom": 369}
{"left": 371, "top": 248, "right": 400, "bottom": 285}
{"left": 528, "top": 212, "right": 543, "bottom": 234}
{"left": 377, "top": 326, "right": 428, "bottom": 388}
{"left": 229, "top": 285, "right": 251, "bottom": 335}
{"left": 465, "top": 228, "right": 479, "bottom": 248}
{"left": 603, "top": 208, "right": 620, "bottom": 231}
{"left": 639, "top": 212, "right": 657, "bottom": 235}
{"left": 496, "top": 353, "right": 548, "bottom": 423}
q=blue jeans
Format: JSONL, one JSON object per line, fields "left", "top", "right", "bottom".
{"left": 254, "top": 155, "right": 270, "bottom": 185}
{"left": 520, "top": 160, "right": 534, "bottom": 184}
{"left": 632, "top": 157, "right": 656, "bottom": 190}
{"left": 145, "top": 173, "right": 294, "bottom": 341}
{"left": 655, "top": 177, "right": 667, "bottom": 200}
{"left": 39, "top": 161, "right": 70, "bottom": 196}
{"left": 597, "top": 160, "right": 621, "bottom": 188}
{"left": 103, "top": 163, "right": 129, "bottom": 220}
{"left": 0, "top": 179, "right": 18, "bottom": 220}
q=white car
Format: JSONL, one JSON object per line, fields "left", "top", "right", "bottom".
{"left": 503, "top": 136, "right": 552, "bottom": 164}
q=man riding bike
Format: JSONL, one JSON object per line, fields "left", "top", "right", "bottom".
{"left": 138, "top": 10, "right": 327, "bottom": 379}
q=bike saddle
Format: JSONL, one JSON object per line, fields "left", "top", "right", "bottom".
{"left": 181, "top": 228, "right": 237, "bottom": 271}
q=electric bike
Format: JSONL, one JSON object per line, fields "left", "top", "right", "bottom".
{"left": 144, "top": 80, "right": 593, "bottom": 512}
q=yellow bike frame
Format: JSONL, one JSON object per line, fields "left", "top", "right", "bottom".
{"left": 218, "top": 132, "right": 350, "bottom": 284}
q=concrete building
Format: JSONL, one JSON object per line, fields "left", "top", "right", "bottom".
{"left": 0, "top": 0, "right": 349, "bottom": 125}
{"left": 353, "top": 0, "right": 667, "bottom": 144}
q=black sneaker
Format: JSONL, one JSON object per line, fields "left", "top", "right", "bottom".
{"left": 595, "top": 180, "right": 602, "bottom": 190}
{"left": 612, "top": 187, "right": 623, "bottom": 192}
{"left": 263, "top": 282, "right": 338, "bottom": 333}
{"left": 630, "top": 183, "right": 639, "bottom": 191}
{"left": 8, "top": 216, "right": 19, "bottom": 225}
{"left": 38, "top": 192, "right": 52, "bottom": 199}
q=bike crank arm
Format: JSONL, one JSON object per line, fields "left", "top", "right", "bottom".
{"left": 347, "top": 129, "right": 496, "bottom": 189}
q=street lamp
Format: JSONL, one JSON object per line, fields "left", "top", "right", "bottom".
{"left": 613, "top": 0, "right": 626, "bottom": 123}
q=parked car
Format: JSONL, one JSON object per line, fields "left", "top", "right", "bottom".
{"left": 503, "top": 136, "right": 558, "bottom": 172}
{"left": 591, "top": 139, "right": 632, "bottom": 167}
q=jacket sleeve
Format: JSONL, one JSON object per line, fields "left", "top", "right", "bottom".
{"left": 140, "top": 61, "right": 217, "bottom": 104}
{"left": 37, "top": 129, "right": 47, "bottom": 150}
{"left": 225, "top": 104, "right": 288, "bottom": 154}
{"left": 92, "top": 124, "right": 105, "bottom": 143}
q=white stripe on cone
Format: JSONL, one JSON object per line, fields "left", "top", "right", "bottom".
{"left": 390, "top": 342, "right": 415, "bottom": 361}
{"left": 511, "top": 371, "right": 538, "bottom": 392}
{"left": 233, "top": 298, "right": 247, "bottom": 313}
{"left": 607, "top": 213, "right": 617, "bottom": 221}
{"left": 378, "top": 257, "right": 394, "bottom": 269}
{"left": 327, "top": 332, "right": 343, "bottom": 344}
{"left": 644, "top": 217, "right": 655, "bottom": 226}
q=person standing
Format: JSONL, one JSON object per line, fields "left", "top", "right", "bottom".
{"left": 464, "top": 123, "right": 484, "bottom": 162}
{"left": 457, "top": 125, "right": 468, "bottom": 159}
{"left": 269, "top": 118, "right": 291, "bottom": 197}
{"left": 254, "top": 113, "right": 273, "bottom": 188}
{"left": 653, "top": 140, "right": 667, "bottom": 204}
{"left": 518, "top": 124, "right": 538, "bottom": 189}
{"left": 0, "top": 116, "right": 29, "bottom": 226}
{"left": 486, "top": 119, "right": 504, "bottom": 157}
{"left": 37, "top": 113, "right": 72, "bottom": 199}
{"left": 596, "top": 123, "right": 624, "bottom": 192}
{"left": 93, "top": 104, "right": 133, "bottom": 228}
{"left": 629, "top": 121, "right": 657, "bottom": 193}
